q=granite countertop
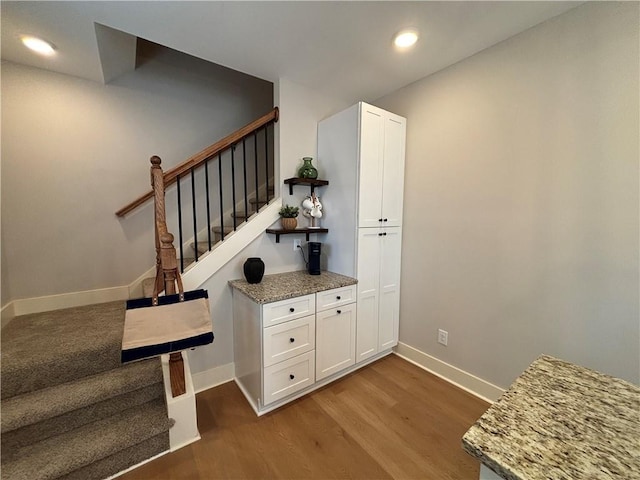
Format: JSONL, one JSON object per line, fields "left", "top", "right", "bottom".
{"left": 229, "top": 270, "right": 357, "bottom": 304}
{"left": 462, "top": 355, "right": 640, "bottom": 480}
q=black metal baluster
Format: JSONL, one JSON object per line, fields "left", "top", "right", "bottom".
{"left": 243, "top": 137, "right": 248, "bottom": 222}
{"left": 205, "top": 159, "right": 212, "bottom": 252}
{"left": 191, "top": 167, "right": 198, "bottom": 263}
{"left": 177, "top": 175, "right": 184, "bottom": 273}
{"left": 254, "top": 131, "right": 260, "bottom": 211}
{"left": 218, "top": 152, "right": 225, "bottom": 242}
{"left": 264, "top": 126, "right": 270, "bottom": 201}
{"left": 231, "top": 145, "right": 237, "bottom": 231}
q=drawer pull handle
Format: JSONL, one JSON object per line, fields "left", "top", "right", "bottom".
{"left": 289, "top": 337, "right": 295, "bottom": 343}
{"left": 337, "top": 310, "right": 342, "bottom": 314}
{"left": 336, "top": 296, "right": 341, "bottom": 300}
{"left": 289, "top": 307, "right": 295, "bottom": 312}
{"left": 289, "top": 374, "right": 295, "bottom": 380}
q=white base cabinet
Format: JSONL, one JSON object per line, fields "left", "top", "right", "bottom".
{"left": 234, "top": 284, "right": 364, "bottom": 415}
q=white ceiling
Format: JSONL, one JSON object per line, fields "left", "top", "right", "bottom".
{"left": 1, "top": 1, "right": 581, "bottom": 103}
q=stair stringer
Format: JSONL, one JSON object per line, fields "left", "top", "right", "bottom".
{"left": 181, "top": 198, "right": 281, "bottom": 291}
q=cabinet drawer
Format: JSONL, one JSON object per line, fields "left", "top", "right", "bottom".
{"left": 263, "top": 315, "right": 315, "bottom": 367}
{"left": 263, "top": 351, "right": 315, "bottom": 405}
{"left": 316, "top": 285, "right": 356, "bottom": 312}
{"left": 262, "top": 294, "right": 315, "bottom": 327}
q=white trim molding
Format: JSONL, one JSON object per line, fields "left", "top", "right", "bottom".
{"left": 394, "top": 342, "right": 504, "bottom": 403}
{"left": 191, "top": 362, "right": 235, "bottom": 393}
{"left": 1, "top": 302, "right": 16, "bottom": 328}
{"left": 161, "top": 352, "right": 201, "bottom": 452}
{"left": 182, "top": 199, "right": 281, "bottom": 291}
{"left": 8, "top": 286, "right": 130, "bottom": 318}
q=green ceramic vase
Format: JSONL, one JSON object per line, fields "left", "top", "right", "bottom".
{"left": 298, "top": 157, "right": 318, "bottom": 179}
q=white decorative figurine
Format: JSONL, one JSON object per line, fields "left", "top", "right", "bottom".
{"left": 302, "top": 193, "right": 323, "bottom": 228}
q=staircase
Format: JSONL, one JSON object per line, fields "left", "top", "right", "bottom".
{"left": 1, "top": 301, "right": 173, "bottom": 480}
{"left": 189, "top": 185, "right": 274, "bottom": 259}
{"left": 0, "top": 108, "right": 282, "bottom": 479}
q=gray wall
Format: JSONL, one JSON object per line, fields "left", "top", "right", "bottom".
{"left": 1, "top": 50, "right": 272, "bottom": 304}
{"left": 376, "top": 2, "right": 639, "bottom": 386}
{"left": 188, "top": 77, "right": 351, "bottom": 374}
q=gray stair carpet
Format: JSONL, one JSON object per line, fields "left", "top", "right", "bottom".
{"left": 1, "top": 301, "right": 173, "bottom": 480}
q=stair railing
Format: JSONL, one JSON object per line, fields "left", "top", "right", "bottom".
{"left": 117, "top": 107, "right": 279, "bottom": 272}
{"left": 150, "top": 156, "right": 187, "bottom": 397}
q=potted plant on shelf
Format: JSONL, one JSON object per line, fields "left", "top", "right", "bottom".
{"left": 279, "top": 204, "right": 299, "bottom": 230}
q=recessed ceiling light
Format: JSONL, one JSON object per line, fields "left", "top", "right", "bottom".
{"left": 394, "top": 29, "right": 419, "bottom": 49}
{"left": 21, "top": 35, "right": 56, "bottom": 56}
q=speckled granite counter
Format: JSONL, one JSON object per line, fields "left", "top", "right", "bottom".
{"left": 462, "top": 355, "right": 640, "bottom": 480}
{"left": 229, "top": 270, "right": 357, "bottom": 304}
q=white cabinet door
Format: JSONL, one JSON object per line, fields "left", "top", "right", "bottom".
{"left": 357, "top": 106, "right": 384, "bottom": 228}
{"left": 358, "top": 105, "right": 406, "bottom": 229}
{"left": 315, "top": 303, "right": 357, "bottom": 381}
{"left": 356, "top": 229, "right": 381, "bottom": 362}
{"left": 381, "top": 115, "right": 406, "bottom": 227}
{"left": 378, "top": 228, "right": 401, "bottom": 351}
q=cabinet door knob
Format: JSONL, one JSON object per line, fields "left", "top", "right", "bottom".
{"left": 289, "top": 374, "right": 295, "bottom": 380}
{"left": 378, "top": 218, "right": 383, "bottom": 222}
{"left": 383, "top": 232, "right": 387, "bottom": 236}
{"left": 378, "top": 233, "right": 383, "bottom": 236}
{"left": 289, "top": 307, "right": 295, "bottom": 312}
{"left": 336, "top": 296, "right": 341, "bottom": 300}
{"left": 289, "top": 337, "right": 295, "bottom": 343}
{"left": 383, "top": 218, "right": 388, "bottom": 222}
{"left": 337, "top": 310, "right": 342, "bottom": 314}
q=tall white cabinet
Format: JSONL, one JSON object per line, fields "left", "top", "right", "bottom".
{"left": 319, "top": 102, "right": 406, "bottom": 363}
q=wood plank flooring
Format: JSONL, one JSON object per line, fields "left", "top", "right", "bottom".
{"left": 120, "top": 354, "right": 490, "bottom": 479}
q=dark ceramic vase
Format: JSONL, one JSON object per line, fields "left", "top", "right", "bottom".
{"left": 243, "top": 257, "right": 265, "bottom": 284}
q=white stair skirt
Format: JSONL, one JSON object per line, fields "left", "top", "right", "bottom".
{"left": 160, "top": 352, "right": 201, "bottom": 451}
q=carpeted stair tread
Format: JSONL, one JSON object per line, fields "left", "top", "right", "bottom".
{"left": 2, "top": 358, "right": 162, "bottom": 433}
{"left": 1, "top": 301, "right": 126, "bottom": 399}
{"left": 59, "top": 432, "right": 169, "bottom": 480}
{"left": 1, "top": 398, "right": 173, "bottom": 480}
{"left": 1, "top": 382, "right": 164, "bottom": 453}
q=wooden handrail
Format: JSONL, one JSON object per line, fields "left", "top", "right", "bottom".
{"left": 116, "top": 107, "right": 279, "bottom": 217}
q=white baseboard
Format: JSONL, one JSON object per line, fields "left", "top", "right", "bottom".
{"left": 394, "top": 342, "right": 504, "bottom": 403}
{"left": 107, "top": 449, "right": 170, "bottom": 480}
{"left": 191, "top": 362, "right": 235, "bottom": 393}
{"left": 2, "top": 269, "right": 155, "bottom": 320}
{"left": 1, "top": 302, "right": 16, "bottom": 328}
{"left": 8, "top": 286, "right": 130, "bottom": 318}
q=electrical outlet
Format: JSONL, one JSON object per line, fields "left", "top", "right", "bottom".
{"left": 438, "top": 329, "right": 448, "bottom": 346}
{"left": 293, "top": 239, "right": 302, "bottom": 251}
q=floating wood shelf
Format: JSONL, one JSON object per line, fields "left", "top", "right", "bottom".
{"left": 283, "top": 178, "right": 329, "bottom": 195}
{"left": 266, "top": 228, "right": 329, "bottom": 243}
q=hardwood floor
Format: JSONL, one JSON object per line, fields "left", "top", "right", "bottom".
{"left": 121, "top": 354, "right": 490, "bottom": 480}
